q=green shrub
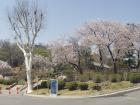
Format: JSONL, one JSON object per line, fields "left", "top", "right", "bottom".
{"left": 129, "top": 73, "right": 140, "bottom": 83}
{"left": 18, "top": 79, "right": 26, "bottom": 85}
{"left": 78, "top": 71, "right": 94, "bottom": 82}
{"left": 66, "top": 82, "right": 78, "bottom": 91}
{"left": 78, "top": 82, "right": 88, "bottom": 90}
{"left": 10, "top": 79, "right": 17, "bottom": 85}
{"left": 65, "top": 70, "right": 76, "bottom": 82}
{"left": 1, "top": 79, "right": 17, "bottom": 85}
{"left": 58, "top": 80, "right": 65, "bottom": 90}
{"left": 95, "top": 74, "right": 102, "bottom": 83}
{"left": 40, "top": 81, "right": 48, "bottom": 88}
{"left": 111, "top": 76, "right": 117, "bottom": 82}
{"left": 110, "top": 74, "right": 122, "bottom": 83}
{"left": 34, "top": 81, "right": 49, "bottom": 90}
{"left": 88, "top": 81, "right": 96, "bottom": 89}
{"left": 92, "top": 84, "right": 101, "bottom": 91}
{"left": 0, "top": 79, "right": 3, "bottom": 84}
{"left": 79, "top": 73, "right": 90, "bottom": 82}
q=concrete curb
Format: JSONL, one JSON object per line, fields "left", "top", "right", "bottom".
{"left": 25, "top": 86, "right": 140, "bottom": 99}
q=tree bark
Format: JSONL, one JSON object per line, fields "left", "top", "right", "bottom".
{"left": 113, "top": 59, "right": 117, "bottom": 73}
{"left": 107, "top": 45, "right": 118, "bottom": 73}
{"left": 8, "top": 0, "right": 44, "bottom": 94}
{"left": 99, "top": 47, "right": 104, "bottom": 71}
{"left": 68, "top": 62, "right": 83, "bottom": 74}
{"left": 24, "top": 53, "right": 33, "bottom": 93}
{"left": 137, "top": 50, "right": 140, "bottom": 72}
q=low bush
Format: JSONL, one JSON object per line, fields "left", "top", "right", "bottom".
{"left": 129, "top": 73, "right": 140, "bottom": 83}
{"left": 58, "top": 80, "right": 65, "bottom": 90}
{"left": 0, "top": 79, "right": 3, "bottom": 84}
{"left": 78, "top": 82, "right": 88, "bottom": 90}
{"left": 34, "top": 80, "right": 50, "bottom": 90}
{"left": 0, "top": 79, "right": 17, "bottom": 85}
{"left": 110, "top": 74, "right": 122, "bottom": 83}
{"left": 95, "top": 74, "right": 102, "bottom": 83}
{"left": 79, "top": 73, "right": 90, "bottom": 82}
{"left": 40, "top": 81, "right": 48, "bottom": 88}
{"left": 66, "top": 82, "right": 78, "bottom": 91}
{"left": 18, "top": 79, "right": 26, "bottom": 85}
{"left": 92, "top": 84, "right": 101, "bottom": 91}
{"left": 88, "top": 81, "right": 96, "bottom": 89}
{"left": 111, "top": 76, "right": 117, "bottom": 82}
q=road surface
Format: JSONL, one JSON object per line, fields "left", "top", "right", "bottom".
{"left": 0, "top": 90, "right": 139, "bottom": 105}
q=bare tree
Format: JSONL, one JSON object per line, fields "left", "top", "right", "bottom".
{"left": 8, "top": 0, "right": 45, "bottom": 93}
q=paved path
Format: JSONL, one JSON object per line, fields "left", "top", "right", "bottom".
{"left": 0, "top": 90, "right": 140, "bottom": 105}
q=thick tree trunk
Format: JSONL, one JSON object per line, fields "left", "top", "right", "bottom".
{"left": 107, "top": 45, "right": 118, "bottom": 73}
{"left": 78, "top": 66, "right": 83, "bottom": 74}
{"left": 137, "top": 50, "right": 140, "bottom": 72}
{"left": 26, "top": 67, "right": 32, "bottom": 93}
{"left": 113, "top": 59, "right": 117, "bottom": 73}
{"left": 99, "top": 47, "right": 104, "bottom": 71}
{"left": 24, "top": 53, "right": 33, "bottom": 93}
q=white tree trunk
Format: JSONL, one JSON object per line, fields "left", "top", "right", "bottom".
{"left": 17, "top": 42, "right": 33, "bottom": 93}
{"left": 24, "top": 53, "right": 33, "bottom": 93}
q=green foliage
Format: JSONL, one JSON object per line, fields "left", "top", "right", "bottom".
{"left": 111, "top": 76, "right": 117, "bottom": 82}
{"left": 79, "top": 73, "right": 91, "bottom": 82}
{"left": 64, "top": 70, "right": 77, "bottom": 82}
{"left": 58, "top": 80, "right": 65, "bottom": 90}
{"left": 0, "top": 41, "right": 24, "bottom": 67}
{"left": 18, "top": 79, "right": 26, "bottom": 85}
{"left": 40, "top": 81, "right": 48, "bottom": 88}
{"left": 92, "top": 84, "right": 101, "bottom": 91}
{"left": 80, "top": 47, "right": 94, "bottom": 70}
{"left": 0, "top": 79, "right": 17, "bottom": 85}
{"left": 0, "top": 79, "right": 3, "bottom": 84}
{"left": 34, "top": 48, "right": 50, "bottom": 57}
{"left": 129, "top": 73, "right": 140, "bottom": 83}
{"left": 109, "top": 74, "right": 122, "bottom": 83}
{"left": 95, "top": 74, "right": 102, "bottom": 83}
{"left": 124, "top": 49, "right": 139, "bottom": 69}
{"left": 34, "top": 81, "right": 49, "bottom": 89}
{"left": 0, "top": 50, "right": 9, "bottom": 61}
{"left": 78, "top": 82, "right": 88, "bottom": 90}
{"left": 88, "top": 81, "right": 96, "bottom": 89}
{"left": 66, "top": 82, "right": 78, "bottom": 91}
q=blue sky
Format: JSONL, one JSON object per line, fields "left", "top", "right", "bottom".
{"left": 0, "top": 0, "right": 140, "bottom": 44}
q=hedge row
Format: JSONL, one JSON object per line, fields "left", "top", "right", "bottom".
{"left": 0, "top": 79, "right": 17, "bottom": 85}
{"left": 128, "top": 73, "right": 140, "bottom": 83}
{"left": 35, "top": 80, "right": 102, "bottom": 91}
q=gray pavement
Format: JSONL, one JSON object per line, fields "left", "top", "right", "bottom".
{"left": 0, "top": 90, "right": 140, "bottom": 105}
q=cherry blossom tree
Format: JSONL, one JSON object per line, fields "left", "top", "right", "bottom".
{"left": 78, "top": 21, "right": 134, "bottom": 73}
{"left": 66, "top": 37, "right": 83, "bottom": 74}
{"left": 50, "top": 38, "right": 84, "bottom": 74}
{"left": 32, "top": 54, "right": 50, "bottom": 71}
{"left": 79, "top": 21, "right": 109, "bottom": 70}
{"left": 0, "top": 60, "right": 11, "bottom": 75}
{"left": 8, "top": 0, "right": 45, "bottom": 93}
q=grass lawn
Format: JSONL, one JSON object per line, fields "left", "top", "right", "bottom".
{"left": 31, "top": 81, "right": 140, "bottom": 96}
{"left": 32, "top": 88, "right": 94, "bottom": 96}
